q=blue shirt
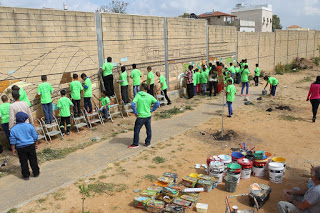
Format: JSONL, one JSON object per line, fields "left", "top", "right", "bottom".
{"left": 10, "top": 123, "right": 38, "bottom": 148}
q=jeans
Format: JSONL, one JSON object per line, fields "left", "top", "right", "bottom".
{"left": 42, "top": 102, "right": 53, "bottom": 123}
{"left": 147, "top": 84, "right": 154, "bottom": 96}
{"left": 60, "top": 116, "right": 71, "bottom": 134}
{"left": 310, "top": 99, "right": 320, "bottom": 119}
{"left": 187, "top": 83, "right": 194, "bottom": 99}
{"left": 1, "top": 123, "right": 10, "bottom": 146}
{"left": 193, "top": 86, "right": 196, "bottom": 96}
{"left": 241, "top": 82, "right": 249, "bottom": 95}
{"left": 277, "top": 188, "right": 304, "bottom": 213}
{"left": 161, "top": 89, "right": 171, "bottom": 104}
{"left": 121, "top": 85, "right": 129, "bottom": 104}
{"left": 72, "top": 99, "right": 81, "bottom": 116}
{"left": 133, "top": 85, "right": 140, "bottom": 97}
{"left": 100, "top": 106, "right": 109, "bottom": 118}
{"left": 103, "top": 74, "right": 114, "bottom": 97}
{"left": 271, "top": 85, "right": 277, "bottom": 96}
{"left": 202, "top": 83, "right": 207, "bottom": 95}
{"left": 16, "top": 143, "right": 40, "bottom": 178}
{"left": 133, "top": 116, "right": 152, "bottom": 146}
{"left": 227, "top": 101, "right": 233, "bottom": 116}
{"left": 84, "top": 97, "right": 92, "bottom": 113}
{"left": 254, "top": 76, "right": 259, "bottom": 86}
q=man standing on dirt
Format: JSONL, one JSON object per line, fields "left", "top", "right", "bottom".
{"left": 128, "top": 83, "right": 159, "bottom": 149}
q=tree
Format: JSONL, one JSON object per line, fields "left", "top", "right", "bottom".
{"left": 272, "top": 14, "right": 282, "bottom": 31}
{"left": 178, "top": 13, "right": 190, "bottom": 18}
{"left": 100, "top": 0, "right": 128, "bottom": 13}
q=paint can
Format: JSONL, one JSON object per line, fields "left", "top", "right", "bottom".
{"left": 268, "top": 162, "right": 285, "bottom": 183}
{"left": 262, "top": 90, "right": 268, "bottom": 96}
{"left": 237, "top": 158, "right": 253, "bottom": 180}
{"left": 231, "top": 152, "right": 244, "bottom": 163}
{"left": 271, "top": 157, "right": 287, "bottom": 174}
{"left": 252, "top": 160, "right": 267, "bottom": 178}
{"left": 218, "top": 154, "right": 232, "bottom": 173}
{"left": 206, "top": 155, "right": 221, "bottom": 166}
{"left": 227, "top": 163, "right": 242, "bottom": 184}
{"left": 208, "top": 161, "right": 224, "bottom": 183}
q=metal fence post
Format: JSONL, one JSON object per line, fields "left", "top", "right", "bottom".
{"left": 286, "top": 31, "right": 289, "bottom": 64}
{"left": 257, "top": 32, "right": 260, "bottom": 64}
{"left": 206, "top": 21, "right": 209, "bottom": 63}
{"left": 164, "top": 17, "right": 169, "bottom": 88}
{"left": 273, "top": 31, "right": 276, "bottom": 69}
{"left": 95, "top": 11, "right": 104, "bottom": 69}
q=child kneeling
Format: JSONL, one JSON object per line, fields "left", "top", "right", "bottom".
{"left": 94, "top": 91, "right": 110, "bottom": 119}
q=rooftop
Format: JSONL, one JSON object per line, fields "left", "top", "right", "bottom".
{"left": 198, "top": 11, "right": 237, "bottom": 18}
{"left": 287, "top": 25, "right": 301, "bottom": 28}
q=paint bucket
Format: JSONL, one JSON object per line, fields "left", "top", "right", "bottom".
{"left": 207, "top": 155, "right": 221, "bottom": 166}
{"left": 268, "top": 162, "right": 285, "bottom": 183}
{"left": 208, "top": 161, "right": 224, "bottom": 183}
{"left": 237, "top": 158, "right": 253, "bottom": 180}
{"left": 227, "top": 163, "right": 241, "bottom": 184}
{"left": 231, "top": 152, "right": 244, "bottom": 163}
{"left": 271, "top": 157, "right": 287, "bottom": 174}
{"left": 262, "top": 90, "right": 267, "bottom": 96}
{"left": 224, "top": 175, "right": 238, "bottom": 193}
{"left": 218, "top": 154, "right": 232, "bottom": 173}
{"left": 252, "top": 160, "right": 267, "bottom": 178}
{"left": 254, "top": 151, "right": 265, "bottom": 160}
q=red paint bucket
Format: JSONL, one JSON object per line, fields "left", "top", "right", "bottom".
{"left": 237, "top": 158, "right": 253, "bottom": 180}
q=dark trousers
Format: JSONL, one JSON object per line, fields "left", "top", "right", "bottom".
{"left": 133, "top": 117, "right": 152, "bottom": 146}
{"left": 60, "top": 116, "right": 71, "bottom": 134}
{"left": 310, "top": 99, "right": 320, "bottom": 119}
{"left": 227, "top": 101, "right": 233, "bottom": 116}
{"left": 84, "top": 97, "right": 92, "bottom": 113}
{"left": 271, "top": 85, "right": 277, "bottom": 96}
{"left": 254, "top": 76, "right": 259, "bottom": 86}
{"left": 1, "top": 123, "right": 10, "bottom": 146}
{"left": 121, "top": 85, "right": 129, "bottom": 104}
{"left": 236, "top": 73, "right": 241, "bottom": 84}
{"left": 147, "top": 84, "right": 154, "bottom": 96}
{"left": 193, "top": 86, "right": 196, "bottom": 96}
{"left": 103, "top": 74, "right": 114, "bottom": 97}
{"left": 72, "top": 99, "right": 81, "bottom": 116}
{"left": 161, "top": 89, "right": 171, "bottom": 104}
{"left": 208, "top": 81, "right": 218, "bottom": 97}
{"left": 16, "top": 144, "right": 40, "bottom": 178}
{"left": 187, "top": 83, "right": 194, "bottom": 99}
{"left": 42, "top": 102, "right": 53, "bottom": 124}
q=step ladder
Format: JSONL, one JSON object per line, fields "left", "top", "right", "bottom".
{"left": 35, "top": 119, "right": 48, "bottom": 143}
{"left": 122, "top": 102, "right": 133, "bottom": 117}
{"left": 156, "top": 94, "right": 166, "bottom": 107}
{"left": 41, "top": 116, "right": 63, "bottom": 141}
{"left": 106, "top": 96, "right": 124, "bottom": 122}
{"left": 72, "top": 110, "right": 89, "bottom": 132}
{"left": 85, "top": 105, "right": 104, "bottom": 128}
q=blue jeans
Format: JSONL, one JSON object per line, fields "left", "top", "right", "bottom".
{"left": 271, "top": 85, "right": 277, "bottom": 96}
{"left": 241, "top": 82, "right": 249, "bottom": 95}
{"left": 100, "top": 106, "right": 109, "bottom": 118}
{"left": 202, "top": 83, "right": 207, "bottom": 95}
{"left": 42, "top": 102, "right": 53, "bottom": 123}
{"left": 193, "top": 86, "right": 196, "bottom": 96}
{"left": 133, "top": 85, "right": 140, "bottom": 97}
{"left": 227, "top": 101, "right": 233, "bottom": 116}
{"left": 1, "top": 123, "right": 10, "bottom": 146}
{"left": 84, "top": 97, "right": 92, "bottom": 113}
{"left": 133, "top": 116, "right": 151, "bottom": 146}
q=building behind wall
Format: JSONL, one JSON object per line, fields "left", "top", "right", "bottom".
{"left": 198, "top": 11, "right": 237, "bottom": 26}
{"left": 231, "top": 3, "right": 273, "bottom": 32}
{"left": 234, "top": 19, "right": 255, "bottom": 32}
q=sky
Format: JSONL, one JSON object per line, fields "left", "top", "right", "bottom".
{"left": 1, "top": 0, "right": 320, "bottom": 30}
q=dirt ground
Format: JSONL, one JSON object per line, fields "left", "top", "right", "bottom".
{"left": 6, "top": 68, "right": 320, "bottom": 213}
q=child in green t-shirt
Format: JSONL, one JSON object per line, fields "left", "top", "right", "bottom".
{"left": 193, "top": 68, "right": 200, "bottom": 95}
{"left": 70, "top": 73, "right": 83, "bottom": 117}
{"left": 254, "top": 64, "right": 260, "bottom": 86}
{"left": 0, "top": 95, "right": 11, "bottom": 148}
{"left": 117, "top": 65, "right": 129, "bottom": 104}
{"left": 226, "top": 79, "right": 237, "bottom": 118}
{"left": 156, "top": 71, "right": 171, "bottom": 105}
{"left": 57, "top": 90, "right": 73, "bottom": 135}
{"left": 81, "top": 73, "right": 93, "bottom": 113}
{"left": 201, "top": 64, "right": 209, "bottom": 95}
{"left": 37, "top": 75, "right": 54, "bottom": 124}
{"left": 94, "top": 91, "right": 110, "bottom": 119}
{"left": 241, "top": 65, "right": 251, "bottom": 96}
{"left": 146, "top": 66, "right": 154, "bottom": 96}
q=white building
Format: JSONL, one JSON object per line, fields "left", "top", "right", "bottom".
{"left": 234, "top": 19, "right": 256, "bottom": 32}
{"left": 231, "top": 3, "right": 273, "bottom": 32}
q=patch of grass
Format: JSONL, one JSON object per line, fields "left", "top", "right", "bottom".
{"left": 312, "top": 57, "right": 320, "bottom": 66}
{"left": 279, "top": 115, "right": 303, "bottom": 121}
{"left": 111, "top": 132, "right": 119, "bottom": 137}
{"left": 144, "top": 174, "right": 158, "bottom": 182}
{"left": 154, "top": 107, "right": 184, "bottom": 120}
{"left": 53, "top": 190, "right": 66, "bottom": 201}
{"left": 128, "top": 127, "right": 134, "bottom": 131}
{"left": 99, "top": 175, "right": 107, "bottom": 179}
{"left": 275, "top": 63, "right": 299, "bottom": 75}
{"left": 152, "top": 156, "right": 166, "bottom": 164}
{"left": 148, "top": 165, "right": 157, "bottom": 169}
{"left": 302, "top": 76, "right": 312, "bottom": 82}
{"left": 171, "top": 150, "right": 176, "bottom": 153}
{"left": 37, "top": 196, "right": 48, "bottom": 204}
{"left": 184, "top": 105, "right": 193, "bottom": 110}
{"left": 87, "top": 181, "right": 127, "bottom": 195}
{"left": 89, "top": 178, "right": 96, "bottom": 181}
{"left": 112, "top": 206, "right": 119, "bottom": 211}
{"left": 66, "top": 139, "right": 74, "bottom": 141}
{"left": 90, "top": 128, "right": 98, "bottom": 131}
{"left": 116, "top": 167, "right": 131, "bottom": 177}
{"left": 7, "top": 208, "right": 17, "bottom": 213}
{"left": 40, "top": 208, "right": 47, "bottom": 211}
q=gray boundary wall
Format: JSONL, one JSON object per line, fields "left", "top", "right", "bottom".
{"left": 0, "top": 6, "right": 320, "bottom": 115}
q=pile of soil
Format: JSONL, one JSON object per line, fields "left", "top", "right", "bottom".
{"left": 275, "top": 105, "right": 292, "bottom": 111}
{"left": 212, "top": 130, "right": 239, "bottom": 141}
{"left": 293, "top": 57, "right": 314, "bottom": 69}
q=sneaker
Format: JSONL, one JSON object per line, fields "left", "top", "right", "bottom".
{"left": 227, "top": 115, "right": 232, "bottom": 118}
{"left": 128, "top": 144, "right": 139, "bottom": 149}
{"left": 167, "top": 102, "right": 172, "bottom": 105}
{"left": 246, "top": 94, "right": 250, "bottom": 97}
{"left": 34, "top": 173, "right": 40, "bottom": 178}
{"left": 312, "top": 118, "right": 316, "bottom": 123}
{"left": 61, "top": 133, "right": 65, "bottom": 137}
{"left": 23, "top": 176, "right": 29, "bottom": 181}
{"left": 145, "top": 144, "right": 151, "bottom": 148}
{"left": 240, "top": 94, "right": 244, "bottom": 97}
{"left": 66, "top": 132, "right": 70, "bottom": 135}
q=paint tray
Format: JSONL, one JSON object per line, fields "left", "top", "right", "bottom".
{"left": 146, "top": 199, "right": 165, "bottom": 213}
{"left": 249, "top": 184, "right": 271, "bottom": 208}
{"left": 173, "top": 197, "right": 191, "bottom": 208}
{"left": 164, "top": 204, "right": 185, "bottom": 212}
{"left": 140, "top": 190, "right": 158, "bottom": 199}
{"left": 163, "top": 187, "right": 180, "bottom": 197}
{"left": 181, "top": 176, "right": 198, "bottom": 188}
{"left": 196, "top": 179, "right": 213, "bottom": 192}
{"left": 163, "top": 172, "right": 178, "bottom": 183}
{"left": 180, "top": 194, "right": 199, "bottom": 203}
{"left": 133, "top": 196, "right": 150, "bottom": 210}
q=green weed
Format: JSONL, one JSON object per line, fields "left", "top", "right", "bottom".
{"left": 312, "top": 57, "right": 320, "bottom": 66}
{"left": 53, "top": 190, "right": 66, "bottom": 201}
{"left": 144, "top": 174, "right": 158, "bottom": 182}
{"left": 154, "top": 107, "right": 184, "bottom": 120}
{"left": 7, "top": 208, "right": 17, "bottom": 213}
{"left": 152, "top": 156, "right": 166, "bottom": 164}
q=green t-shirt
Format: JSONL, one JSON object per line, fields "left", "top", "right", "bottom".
{"left": 235, "top": 67, "right": 241, "bottom": 73}
{"left": 200, "top": 70, "right": 208, "bottom": 84}
{"left": 255, "top": 67, "right": 260, "bottom": 77}
{"left": 147, "top": 71, "right": 154, "bottom": 85}
{"left": 224, "top": 77, "right": 234, "bottom": 85}
{"left": 205, "top": 68, "right": 210, "bottom": 75}
{"left": 83, "top": 77, "right": 92, "bottom": 98}
{"left": 241, "top": 69, "right": 250, "bottom": 83}
{"left": 131, "top": 69, "right": 141, "bottom": 86}
{"left": 268, "top": 77, "right": 279, "bottom": 86}
{"left": 70, "top": 81, "right": 83, "bottom": 100}
{"left": 133, "top": 91, "right": 157, "bottom": 118}
{"left": 0, "top": 102, "right": 10, "bottom": 124}
{"left": 160, "top": 75, "right": 168, "bottom": 90}
{"left": 226, "top": 85, "right": 236, "bottom": 102}
{"left": 19, "top": 88, "right": 31, "bottom": 107}
{"left": 99, "top": 97, "right": 110, "bottom": 109}
{"left": 57, "top": 97, "right": 73, "bottom": 117}
{"left": 37, "top": 82, "right": 53, "bottom": 104}
{"left": 119, "top": 71, "right": 128, "bottom": 86}
{"left": 102, "top": 62, "right": 114, "bottom": 77}
{"left": 228, "top": 66, "right": 236, "bottom": 74}
{"left": 193, "top": 72, "right": 199, "bottom": 86}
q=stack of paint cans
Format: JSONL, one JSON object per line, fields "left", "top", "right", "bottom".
{"left": 237, "top": 158, "right": 253, "bottom": 180}
{"left": 208, "top": 161, "right": 225, "bottom": 184}
{"left": 227, "top": 163, "right": 241, "bottom": 184}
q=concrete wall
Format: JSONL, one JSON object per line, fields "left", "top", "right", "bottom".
{"left": 1, "top": 6, "right": 320, "bottom": 116}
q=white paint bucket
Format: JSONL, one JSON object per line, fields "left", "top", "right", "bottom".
{"left": 227, "top": 172, "right": 241, "bottom": 184}
{"left": 252, "top": 165, "right": 265, "bottom": 177}
{"left": 268, "top": 162, "right": 284, "bottom": 183}
{"left": 271, "top": 157, "right": 287, "bottom": 175}
{"left": 212, "top": 172, "right": 224, "bottom": 184}
{"left": 218, "top": 154, "right": 232, "bottom": 173}
{"left": 209, "top": 161, "right": 225, "bottom": 184}
{"left": 240, "top": 168, "right": 252, "bottom": 180}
